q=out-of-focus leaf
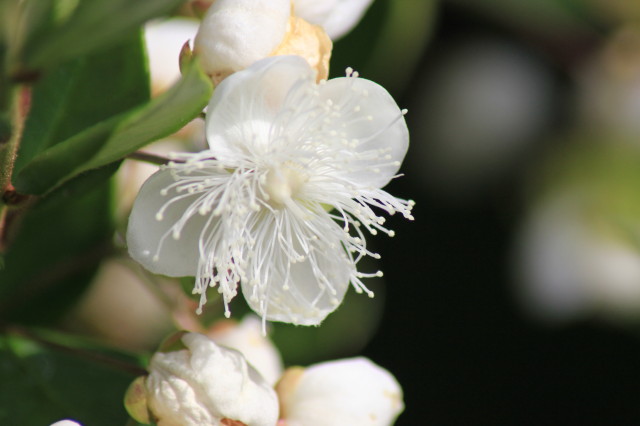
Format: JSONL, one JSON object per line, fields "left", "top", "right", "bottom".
{"left": 14, "top": 59, "right": 212, "bottom": 195}
{"left": 0, "top": 329, "right": 145, "bottom": 426}
{"left": 15, "top": 31, "right": 149, "bottom": 174}
{"left": 446, "top": 0, "right": 597, "bottom": 38}
{"left": 20, "top": 0, "right": 184, "bottom": 72}
{"left": 0, "top": 0, "right": 54, "bottom": 72}
{"left": 0, "top": 176, "right": 112, "bottom": 324}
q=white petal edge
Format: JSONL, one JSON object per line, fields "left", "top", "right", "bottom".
{"left": 209, "top": 315, "right": 284, "bottom": 386}
{"left": 127, "top": 168, "right": 212, "bottom": 277}
{"left": 293, "top": 0, "right": 336, "bottom": 28}
{"left": 319, "top": 75, "right": 409, "bottom": 189}
{"left": 205, "top": 55, "right": 317, "bottom": 163}
{"left": 296, "top": 0, "right": 374, "bottom": 40}
{"left": 240, "top": 213, "right": 352, "bottom": 326}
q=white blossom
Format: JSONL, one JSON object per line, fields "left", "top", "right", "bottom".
{"left": 193, "top": 0, "right": 331, "bottom": 84}
{"left": 49, "top": 421, "right": 82, "bottom": 426}
{"left": 208, "top": 315, "right": 284, "bottom": 385}
{"left": 127, "top": 55, "right": 412, "bottom": 326}
{"left": 276, "top": 357, "right": 404, "bottom": 425}
{"left": 294, "top": 0, "right": 374, "bottom": 40}
{"left": 143, "top": 332, "right": 278, "bottom": 426}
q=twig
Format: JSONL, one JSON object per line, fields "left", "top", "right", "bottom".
{"left": 126, "top": 151, "right": 175, "bottom": 166}
{"left": 0, "top": 85, "right": 30, "bottom": 193}
{"left": 2, "top": 324, "right": 147, "bottom": 376}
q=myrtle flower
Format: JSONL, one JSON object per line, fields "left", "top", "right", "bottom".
{"left": 294, "top": 0, "right": 375, "bottom": 40}
{"left": 125, "top": 332, "right": 279, "bottom": 426}
{"left": 193, "top": 0, "right": 332, "bottom": 84}
{"left": 127, "top": 55, "right": 413, "bottom": 326}
{"left": 276, "top": 357, "right": 404, "bottom": 425}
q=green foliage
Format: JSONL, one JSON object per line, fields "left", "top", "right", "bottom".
{"left": 0, "top": 176, "right": 113, "bottom": 324}
{"left": 0, "top": 329, "right": 145, "bottom": 426}
{"left": 14, "top": 57, "right": 212, "bottom": 195}
{"left": 15, "top": 32, "right": 150, "bottom": 173}
{"left": 12, "top": 0, "right": 184, "bottom": 73}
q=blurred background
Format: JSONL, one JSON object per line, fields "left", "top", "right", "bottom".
{"left": 352, "top": 0, "right": 640, "bottom": 424}
{"left": 5, "top": 0, "right": 640, "bottom": 424}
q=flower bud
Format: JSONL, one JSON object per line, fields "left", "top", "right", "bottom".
{"left": 276, "top": 357, "right": 404, "bottom": 425}
{"left": 208, "top": 315, "right": 284, "bottom": 386}
{"left": 140, "top": 332, "right": 279, "bottom": 426}
{"left": 193, "top": 0, "right": 331, "bottom": 84}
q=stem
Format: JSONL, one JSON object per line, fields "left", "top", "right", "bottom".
{"left": 2, "top": 324, "right": 147, "bottom": 376}
{"left": 0, "top": 84, "right": 29, "bottom": 194}
{"left": 127, "top": 151, "right": 175, "bottom": 166}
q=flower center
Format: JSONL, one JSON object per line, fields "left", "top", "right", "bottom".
{"left": 264, "top": 162, "right": 308, "bottom": 207}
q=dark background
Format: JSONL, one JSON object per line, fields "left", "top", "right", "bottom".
{"left": 358, "top": 1, "right": 640, "bottom": 424}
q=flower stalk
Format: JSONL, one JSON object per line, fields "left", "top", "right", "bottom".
{"left": 0, "top": 84, "right": 29, "bottom": 199}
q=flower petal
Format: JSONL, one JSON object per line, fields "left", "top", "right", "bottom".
{"left": 295, "top": 0, "right": 374, "bottom": 40}
{"left": 277, "top": 357, "right": 404, "bottom": 426}
{"left": 208, "top": 315, "right": 284, "bottom": 386}
{"left": 205, "top": 55, "right": 317, "bottom": 163}
{"left": 146, "top": 333, "right": 279, "bottom": 426}
{"left": 241, "top": 221, "right": 352, "bottom": 326}
{"left": 321, "top": 0, "right": 374, "bottom": 40}
{"left": 194, "top": 0, "right": 290, "bottom": 82}
{"left": 127, "top": 168, "right": 213, "bottom": 277}
{"left": 320, "top": 76, "right": 409, "bottom": 189}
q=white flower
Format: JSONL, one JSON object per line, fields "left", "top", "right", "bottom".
{"left": 127, "top": 55, "right": 412, "bottom": 326}
{"left": 142, "top": 332, "right": 278, "bottom": 426}
{"left": 276, "top": 357, "right": 404, "bottom": 426}
{"left": 294, "top": 0, "right": 374, "bottom": 40}
{"left": 49, "top": 421, "right": 82, "bottom": 426}
{"left": 208, "top": 315, "right": 284, "bottom": 385}
{"left": 193, "top": 0, "right": 331, "bottom": 84}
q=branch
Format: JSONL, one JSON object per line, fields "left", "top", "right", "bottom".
{"left": 2, "top": 324, "right": 147, "bottom": 377}
{"left": 127, "top": 151, "right": 175, "bottom": 166}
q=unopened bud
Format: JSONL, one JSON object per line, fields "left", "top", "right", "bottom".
{"left": 142, "top": 332, "right": 278, "bottom": 426}
{"left": 193, "top": 0, "right": 331, "bottom": 84}
{"left": 277, "top": 357, "right": 404, "bottom": 426}
{"left": 208, "top": 316, "right": 284, "bottom": 386}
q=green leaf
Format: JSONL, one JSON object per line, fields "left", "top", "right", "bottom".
{"left": 15, "top": 31, "right": 149, "bottom": 175}
{"left": 80, "top": 59, "right": 213, "bottom": 172}
{"left": 0, "top": 176, "right": 113, "bottom": 324}
{"left": 0, "top": 330, "right": 145, "bottom": 426}
{"left": 14, "top": 116, "right": 122, "bottom": 194}
{"left": 14, "top": 59, "right": 212, "bottom": 195}
{"left": 21, "top": 0, "right": 185, "bottom": 72}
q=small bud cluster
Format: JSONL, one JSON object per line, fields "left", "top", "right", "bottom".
{"left": 125, "top": 328, "right": 403, "bottom": 426}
